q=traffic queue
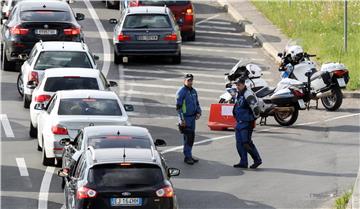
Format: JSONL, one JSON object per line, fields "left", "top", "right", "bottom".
{"left": 0, "top": 0, "right": 198, "bottom": 208}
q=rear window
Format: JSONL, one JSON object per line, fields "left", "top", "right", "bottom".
{"left": 89, "top": 164, "right": 164, "bottom": 188}
{"left": 20, "top": 10, "right": 72, "bottom": 21}
{"left": 123, "top": 14, "right": 171, "bottom": 28}
{"left": 44, "top": 77, "right": 99, "bottom": 92}
{"left": 58, "top": 98, "right": 122, "bottom": 116}
{"left": 34, "top": 51, "right": 92, "bottom": 71}
{"left": 88, "top": 135, "right": 151, "bottom": 149}
{"left": 138, "top": 0, "right": 190, "bottom": 6}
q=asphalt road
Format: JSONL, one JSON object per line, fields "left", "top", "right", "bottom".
{"left": 1, "top": 1, "right": 359, "bottom": 209}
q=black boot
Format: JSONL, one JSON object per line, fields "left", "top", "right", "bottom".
{"left": 184, "top": 157, "right": 194, "bottom": 165}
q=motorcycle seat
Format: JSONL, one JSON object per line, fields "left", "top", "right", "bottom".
{"left": 256, "top": 87, "right": 275, "bottom": 98}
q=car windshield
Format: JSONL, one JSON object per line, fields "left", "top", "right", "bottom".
{"left": 58, "top": 98, "right": 122, "bottom": 116}
{"left": 123, "top": 14, "right": 171, "bottom": 28}
{"left": 44, "top": 77, "right": 99, "bottom": 92}
{"left": 138, "top": 0, "right": 190, "bottom": 6}
{"left": 34, "top": 51, "right": 92, "bottom": 71}
{"left": 20, "top": 10, "right": 72, "bottom": 21}
{"left": 89, "top": 164, "right": 164, "bottom": 188}
{"left": 87, "top": 135, "right": 151, "bottom": 149}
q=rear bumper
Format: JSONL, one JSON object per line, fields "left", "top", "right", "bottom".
{"left": 114, "top": 42, "right": 181, "bottom": 56}
{"left": 43, "top": 134, "right": 65, "bottom": 158}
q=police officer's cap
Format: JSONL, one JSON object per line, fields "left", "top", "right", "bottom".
{"left": 184, "top": 74, "right": 194, "bottom": 80}
{"left": 235, "top": 77, "right": 246, "bottom": 84}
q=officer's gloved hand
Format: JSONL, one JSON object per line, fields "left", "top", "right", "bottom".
{"left": 196, "top": 113, "right": 201, "bottom": 120}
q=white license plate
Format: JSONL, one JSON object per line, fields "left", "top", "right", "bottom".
{"left": 298, "top": 99, "right": 306, "bottom": 109}
{"left": 35, "top": 29, "right": 57, "bottom": 35}
{"left": 110, "top": 198, "right": 142, "bottom": 206}
{"left": 137, "top": 35, "right": 158, "bottom": 41}
{"left": 337, "top": 78, "right": 346, "bottom": 87}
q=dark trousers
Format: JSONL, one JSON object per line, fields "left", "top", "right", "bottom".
{"left": 235, "top": 126, "right": 262, "bottom": 166}
{"left": 183, "top": 116, "right": 196, "bottom": 159}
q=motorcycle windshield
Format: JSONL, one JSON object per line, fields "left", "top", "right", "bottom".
{"left": 227, "top": 59, "right": 264, "bottom": 81}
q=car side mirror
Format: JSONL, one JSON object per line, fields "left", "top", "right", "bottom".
{"left": 108, "top": 81, "right": 118, "bottom": 87}
{"left": 18, "top": 54, "right": 29, "bottom": 60}
{"left": 168, "top": 168, "right": 180, "bottom": 177}
{"left": 27, "top": 81, "right": 37, "bottom": 89}
{"left": 76, "top": 13, "right": 85, "bottom": 21}
{"left": 124, "top": 104, "right": 134, "bottom": 112}
{"left": 59, "top": 138, "right": 72, "bottom": 146}
{"left": 277, "top": 52, "right": 283, "bottom": 58}
{"left": 34, "top": 103, "right": 46, "bottom": 110}
{"left": 93, "top": 55, "right": 99, "bottom": 61}
{"left": 154, "top": 139, "right": 167, "bottom": 147}
{"left": 109, "top": 18, "right": 118, "bottom": 24}
{"left": 57, "top": 168, "right": 69, "bottom": 178}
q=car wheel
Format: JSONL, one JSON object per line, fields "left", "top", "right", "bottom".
{"left": 114, "top": 52, "right": 123, "bottom": 65}
{"left": 17, "top": 74, "right": 24, "bottom": 97}
{"left": 187, "top": 32, "right": 196, "bottom": 41}
{"left": 1, "top": 44, "right": 15, "bottom": 71}
{"left": 37, "top": 141, "right": 42, "bottom": 151}
{"left": 172, "top": 52, "right": 181, "bottom": 64}
{"left": 23, "top": 94, "right": 31, "bottom": 108}
{"left": 42, "top": 138, "right": 55, "bottom": 166}
{"left": 29, "top": 122, "right": 37, "bottom": 138}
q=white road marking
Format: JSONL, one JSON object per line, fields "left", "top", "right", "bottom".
{"left": 197, "top": 24, "right": 237, "bottom": 31}
{"left": 158, "top": 64, "right": 228, "bottom": 71}
{"left": 206, "top": 20, "right": 232, "bottom": 25}
{"left": 182, "top": 46, "right": 258, "bottom": 54}
{"left": 185, "top": 41, "right": 253, "bottom": 48}
{"left": 196, "top": 14, "right": 222, "bottom": 26}
{"left": 123, "top": 68, "right": 230, "bottom": 79}
{"left": 182, "top": 58, "right": 236, "bottom": 66}
{"left": 127, "top": 83, "right": 224, "bottom": 93}
{"left": 16, "top": 158, "right": 29, "bottom": 177}
{"left": 196, "top": 30, "right": 247, "bottom": 36}
{"left": 161, "top": 113, "right": 360, "bottom": 154}
{"left": 123, "top": 75, "right": 225, "bottom": 86}
{"left": 122, "top": 90, "right": 217, "bottom": 102}
{"left": 83, "top": 0, "right": 111, "bottom": 77}
{"left": 196, "top": 35, "right": 248, "bottom": 42}
{"left": 129, "top": 101, "right": 210, "bottom": 111}
{"left": 0, "top": 114, "right": 14, "bottom": 138}
{"left": 38, "top": 166, "right": 55, "bottom": 209}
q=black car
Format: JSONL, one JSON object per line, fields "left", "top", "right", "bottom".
{"left": 1, "top": 0, "right": 85, "bottom": 71}
{"left": 58, "top": 147, "right": 180, "bottom": 209}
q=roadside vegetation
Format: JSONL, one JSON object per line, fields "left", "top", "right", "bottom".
{"left": 252, "top": 0, "right": 360, "bottom": 90}
{"left": 334, "top": 190, "right": 352, "bottom": 209}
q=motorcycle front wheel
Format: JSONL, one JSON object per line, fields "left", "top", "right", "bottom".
{"left": 274, "top": 107, "right": 299, "bottom": 126}
{"left": 321, "top": 87, "right": 343, "bottom": 111}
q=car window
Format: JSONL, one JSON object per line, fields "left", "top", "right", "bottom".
{"left": 87, "top": 135, "right": 151, "bottom": 149}
{"left": 7, "top": 5, "right": 17, "bottom": 21}
{"left": 74, "top": 131, "right": 83, "bottom": 150}
{"left": 46, "top": 95, "right": 57, "bottom": 114}
{"left": 20, "top": 10, "right": 72, "bottom": 21}
{"left": 99, "top": 72, "right": 108, "bottom": 88}
{"left": 27, "top": 48, "right": 38, "bottom": 66}
{"left": 58, "top": 98, "right": 122, "bottom": 116}
{"left": 44, "top": 77, "right": 99, "bottom": 92}
{"left": 88, "top": 164, "right": 164, "bottom": 188}
{"left": 34, "top": 51, "right": 92, "bottom": 71}
{"left": 123, "top": 14, "right": 171, "bottom": 29}
{"left": 74, "top": 155, "right": 86, "bottom": 179}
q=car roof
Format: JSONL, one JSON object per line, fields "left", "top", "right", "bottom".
{"left": 89, "top": 147, "right": 160, "bottom": 165}
{"left": 18, "top": 0, "right": 69, "bottom": 11}
{"left": 127, "top": 6, "right": 170, "bottom": 15}
{"left": 83, "top": 126, "right": 150, "bottom": 138}
{"left": 44, "top": 68, "right": 99, "bottom": 78}
{"left": 35, "top": 41, "right": 89, "bottom": 52}
{"left": 56, "top": 90, "right": 119, "bottom": 100}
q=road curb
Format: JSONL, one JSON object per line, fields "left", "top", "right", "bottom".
{"left": 217, "top": 0, "right": 360, "bottom": 99}
{"left": 346, "top": 169, "right": 360, "bottom": 209}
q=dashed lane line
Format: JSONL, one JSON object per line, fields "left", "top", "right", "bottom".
{"left": 16, "top": 158, "right": 29, "bottom": 177}
{"left": 38, "top": 166, "right": 55, "bottom": 209}
{"left": 0, "top": 114, "right": 14, "bottom": 138}
{"left": 196, "top": 14, "right": 222, "bottom": 26}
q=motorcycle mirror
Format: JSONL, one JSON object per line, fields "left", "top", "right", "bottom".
{"left": 277, "top": 52, "right": 283, "bottom": 57}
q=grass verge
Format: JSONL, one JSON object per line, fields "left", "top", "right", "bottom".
{"left": 335, "top": 190, "right": 352, "bottom": 209}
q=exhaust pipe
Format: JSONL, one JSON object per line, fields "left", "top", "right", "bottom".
{"left": 268, "top": 106, "right": 295, "bottom": 114}
{"left": 316, "top": 91, "right": 333, "bottom": 98}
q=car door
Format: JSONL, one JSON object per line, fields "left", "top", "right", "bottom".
{"left": 63, "top": 131, "right": 83, "bottom": 169}
{"left": 67, "top": 155, "right": 87, "bottom": 209}
{"left": 37, "top": 95, "right": 57, "bottom": 146}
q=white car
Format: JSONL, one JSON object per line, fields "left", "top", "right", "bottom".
{"left": 29, "top": 68, "right": 118, "bottom": 138}
{"left": 36, "top": 90, "right": 133, "bottom": 166}
{"left": 17, "top": 41, "right": 98, "bottom": 108}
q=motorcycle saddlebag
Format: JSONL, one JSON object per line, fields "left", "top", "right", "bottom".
{"left": 311, "top": 71, "right": 332, "bottom": 90}
{"left": 270, "top": 88, "right": 296, "bottom": 106}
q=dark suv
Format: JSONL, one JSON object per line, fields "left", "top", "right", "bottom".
{"left": 58, "top": 147, "right": 180, "bottom": 209}
{"left": 1, "top": 0, "right": 85, "bottom": 71}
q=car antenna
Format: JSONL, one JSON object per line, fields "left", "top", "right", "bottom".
{"left": 62, "top": 42, "right": 65, "bottom": 49}
{"left": 122, "top": 145, "right": 126, "bottom": 162}
{"left": 117, "top": 130, "right": 120, "bottom": 135}
{"left": 43, "top": 4, "right": 46, "bottom": 8}
{"left": 338, "top": 44, "right": 344, "bottom": 63}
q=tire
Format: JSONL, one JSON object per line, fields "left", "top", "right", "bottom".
{"left": 274, "top": 107, "right": 299, "bottom": 126}
{"left": 1, "top": 44, "right": 15, "bottom": 71}
{"left": 114, "top": 52, "right": 123, "bottom": 65}
{"left": 42, "top": 138, "right": 55, "bottom": 166}
{"left": 29, "top": 122, "right": 37, "bottom": 138}
{"left": 23, "top": 94, "right": 31, "bottom": 108}
{"left": 187, "top": 32, "right": 196, "bottom": 41}
{"left": 172, "top": 52, "right": 181, "bottom": 64}
{"left": 37, "top": 141, "right": 42, "bottom": 151}
{"left": 321, "top": 87, "right": 343, "bottom": 111}
{"left": 17, "top": 74, "right": 24, "bottom": 97}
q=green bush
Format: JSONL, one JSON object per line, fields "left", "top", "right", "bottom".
{"left": 335, "top": 190, "right": 352, "bottom": 209}
{"left": 252, "top": 0, "right": 360, "bottom": 90}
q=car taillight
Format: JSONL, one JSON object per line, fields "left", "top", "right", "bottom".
{"left": 64, "top": 28, "right": 81, "bottom": 35}
{"left": 51, "top": 125, "right": 68, "bottom": 135}
{"left": 28, "top": 71, "right": 39, "bottom": 83}
{"left": 292, "top": 89, "right": 305, "bottom": 98}
{"left": 185, "top": 8, "right": 194, "bottom": 22}
{"left": 129, "top": 0, "right": 139, "bottom": 6}
{"left": 333, "top": 70, "right": 348, "bottom": 77}
{"left": 10, "top": 25, "right": 29, "bottom": 35}
{"left": 118, "top": 33, "right": 131, "bottom": 41}
{"left": 76, "top": 186, "right": 97, "bottom": 200}
{"left": 164, "top": 33, "right": 177, "bottom": 41}
{"left": 35, "top": 95, "right": 51, "bottom": 103}
{"left": 156, "top": 186, "right": 174, "bottom": 198}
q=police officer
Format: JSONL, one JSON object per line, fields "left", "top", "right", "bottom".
{"left": 176, "top": 74, "right": 201, "bottom": 165}
{"left": 232, "top": 77, "right": 262, "bottom": 169}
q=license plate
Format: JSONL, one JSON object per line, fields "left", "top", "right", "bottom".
{"left": 35, "top": 29, "right": 57, "bottom": 35}
{"left": 110, "top": 198, "right": 142, "bottom": 206}
{"left": 137, "top": 35, "right": 158, "bottom": 41}
{"left": 337, "top": 78, "right": 346, "bottom": 87}
{"left": 298, "top": 99, "right": 306, "bottom": 109}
